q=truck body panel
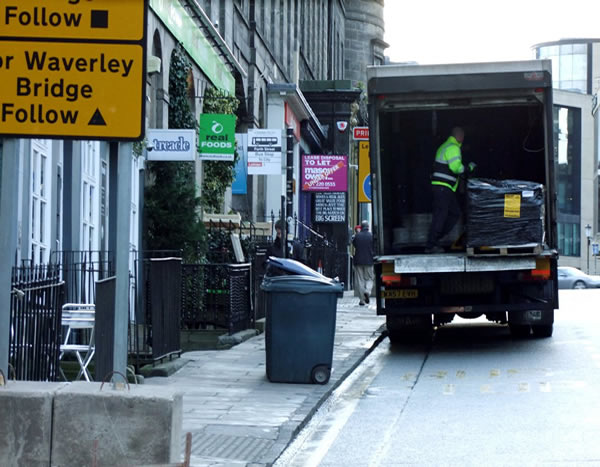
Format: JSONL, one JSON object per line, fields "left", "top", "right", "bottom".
{"left": 366, "top": 60, "right": 558, "bottom": 338}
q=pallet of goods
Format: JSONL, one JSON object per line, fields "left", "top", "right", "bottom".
{"left": 466, "top": 178, "right": 545, "bottom": 252}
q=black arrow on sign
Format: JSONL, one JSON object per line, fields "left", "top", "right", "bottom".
{"left": 88, "top": 109, "right": 107, "bottom": 126}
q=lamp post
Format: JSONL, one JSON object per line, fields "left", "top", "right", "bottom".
{"left": 585, "top": 224, "right": 592, "bottom": 273}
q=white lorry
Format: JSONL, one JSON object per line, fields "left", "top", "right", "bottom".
{"left": 367, "top": 60, "right": 559, "bottom": 341}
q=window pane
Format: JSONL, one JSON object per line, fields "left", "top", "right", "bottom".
{"left": 40, "top": 155, "right": 46, "bottom": 197}
{"left": 31, "top": 198, "right": 37, "bottom": 239}
{"left": 40, "top": 201, "right": 45, "bottom": 242}
{"left": 572, "top": 53, "right": 587, "bottom": 82}
{"left": 559, "top": 53, "right": 573, "bottom": 82}
{"left": 89, "top": 185, "right": 94, "bottom": 220}
{"left": 32, "top": 150, "right": 38, "bottom": 193}
{"left": 560, "top": 43, "right": 573, "bottom": 54}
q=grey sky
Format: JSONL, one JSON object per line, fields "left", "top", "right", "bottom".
{"left": 384, "top": 0, "right": 600, "bottom": 64}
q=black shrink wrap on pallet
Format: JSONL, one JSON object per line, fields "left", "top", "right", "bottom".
{"left": 466, "top": 178, "right": 545, "bottom": 247}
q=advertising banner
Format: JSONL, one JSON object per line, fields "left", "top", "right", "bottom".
{"left": 232, "top": 133, "right": 248, "bottom": 194}
{"left": 198, "top": 113, "right": 236, "bottom": 161}
{"left": 358, "top": 141, "right": 371, "bottom": 202}
{"left": 313, "top": 192, "right": 346, "bottom": 223}
{"left": 247, "top": 128, "right": 282, "bottom": 175}
{"left": 301, "top": 154, "right": 348, "bottom": 192}
{"left": 146, "top": 129, "right": 196, "bottom": 161}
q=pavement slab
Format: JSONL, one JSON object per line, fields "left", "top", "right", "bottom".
{"left": 145, "top": 291, "right": 386, "bottom": 466}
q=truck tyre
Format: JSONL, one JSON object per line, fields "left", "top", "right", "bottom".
{"left": 532, "top": 324, "right": 553, "bottom": 338}
{"left": 509, "top": 323, "right": 531, "bottom": 338}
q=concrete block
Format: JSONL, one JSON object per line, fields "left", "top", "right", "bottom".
{"left": 51, "top": 382, "right": 182, "bottom": 466}
{"left": 0, "top": 382, "right": 67, "bottom": 467}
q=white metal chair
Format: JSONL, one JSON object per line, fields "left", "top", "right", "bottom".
{"left": 59, "top": 303, "right": 96, "bottom": 382}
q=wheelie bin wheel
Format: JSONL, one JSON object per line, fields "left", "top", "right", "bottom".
{"left": 311, "top": 365, "right": 330, "bottom": 384}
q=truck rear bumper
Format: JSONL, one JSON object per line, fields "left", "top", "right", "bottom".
{"left": 375, "top": 256, "right": 559, "bottom": 316}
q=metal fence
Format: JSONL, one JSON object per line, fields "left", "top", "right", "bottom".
{"left": 181, "top": 263, "right": 252, "bottom": 334}
{"left": 50, "top": 250, "right": 114, "bottom": 304}
{"left": 9, "top": 264, "right": 64, "bottom": 381}
{"left": 6, "top": 215, "right": 341, "bottom": 377}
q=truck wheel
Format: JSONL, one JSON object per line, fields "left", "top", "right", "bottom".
{"left": 509, "top": 323, "right": 531, "bottom": 338}
{"left": 532, "top": 324, "right": 553, "bottom": 338}
{"left": 311, "top": 365, "right": 330, "bottom": 384}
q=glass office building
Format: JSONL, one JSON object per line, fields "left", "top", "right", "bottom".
{"left": 532, "top": 39, "right": 599, "bottom": 268}
{"left": 534, "top": 39, "right": 600, "bottom": 95}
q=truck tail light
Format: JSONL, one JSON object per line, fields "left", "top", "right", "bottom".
{"left": 381, "top": 274, "right": 417, "bottom": 286}
{"left": 380, "top": 262, "right": 416, "bottom": 286}
{"left": 520, "top": 257, "right": 551, "bottom": 281}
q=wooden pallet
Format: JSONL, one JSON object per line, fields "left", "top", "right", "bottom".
{"left": 466, "top": 243, "right": 543, "bottom": 257}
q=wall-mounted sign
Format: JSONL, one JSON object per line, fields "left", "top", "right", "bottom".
{"left": 302, "top": 154, "right": 348, "bottom": 192}
{"left": 353, "top": 127, "right": 369, "bottom": 141}
{"left": 247, "top": 128, "right": 282, "bottom": 175}
{"left": 146, "top": 129, "right": 196, "bottom": 161}
{"left": 232, "top": 133, "right": 248, "bottom": 194}
{"left": 0, "top": 0, "right": 147, "bottom": 140}
{"left": 285, "top": 103, "right": 300, "bottom": 141}
{"left": 198, "top": 113, "right": 236, "bottom": 161}
{"left": 313, "top": 192, "right": 346, "bottom": 223}
{"left": 358, "top": 141, "right": 371, "bottom": 202}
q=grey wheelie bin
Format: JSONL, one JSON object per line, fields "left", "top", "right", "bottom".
{"left": 261, "top": 258, "right": 343, "bottom": 384}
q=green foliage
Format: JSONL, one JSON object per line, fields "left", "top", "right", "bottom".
{"left": 144, "top": 46, "right": 206, "bottom": 262}
{"left": 201, "top": 87, "right": 240, "bottom": 213}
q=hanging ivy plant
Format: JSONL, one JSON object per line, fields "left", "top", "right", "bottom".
{"left": 144, "top": 45, "right": 206, "bottom": 262}
{"left": 201, "top": 87, "right": 240, "bottom": 213}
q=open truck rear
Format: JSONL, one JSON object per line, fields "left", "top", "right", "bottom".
{"left": 366, "top": 60, "right": 559, "bottom": 342}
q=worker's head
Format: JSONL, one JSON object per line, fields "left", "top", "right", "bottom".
{"left": 361, "top": 220, "right": 369, "bottom": 231}
{"left": 451, "top": 126, "right": 465, "bottom": 143}
{"left": 274, "top": 219, "right": 283, "bottom": 237}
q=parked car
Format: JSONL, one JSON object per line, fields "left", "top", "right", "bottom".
{"left": 557, "top": 266, "right": 600, "bottom": 289}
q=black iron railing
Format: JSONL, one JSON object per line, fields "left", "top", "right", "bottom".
{"left": 9, "top": 264, "right": 64, "bottom": 381}
{"left": 181, "top": 263, "right": 252, "bottom": 334}
{"left": 50, "top": 250, "right": 114, "bottom": 304}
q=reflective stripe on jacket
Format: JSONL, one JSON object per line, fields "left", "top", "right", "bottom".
{"left": 431, "top": 135, "right": 464, "bottom": 192}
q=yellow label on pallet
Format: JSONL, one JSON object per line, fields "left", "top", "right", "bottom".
{"left": 504, "top": 194, "right": 521, "bottom": 218}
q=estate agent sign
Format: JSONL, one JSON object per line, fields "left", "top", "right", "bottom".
{"left": 301, "top": 154, "right": 348, "bottom": 192}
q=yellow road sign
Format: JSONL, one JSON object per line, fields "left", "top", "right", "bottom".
{"left": 0, "top": 0, "right": 145, "bottom": 41}
{"left": 0, "top": 40, "right": 144, "bottom": 140}
{"left": 358, "top": 141, "right": 371, "bottom": 203}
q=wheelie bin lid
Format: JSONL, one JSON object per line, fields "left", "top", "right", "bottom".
{"left": 261, "top": 274, "right": 344, "bottom": 294}
{"left": 265, "top": 257, "right": 328, "bottom": 279}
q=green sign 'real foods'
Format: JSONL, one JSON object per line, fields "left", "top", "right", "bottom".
{"left": 198, "top": 114, "right": 236, "bottom": 161}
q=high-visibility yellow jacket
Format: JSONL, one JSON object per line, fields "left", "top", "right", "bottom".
{"left": 431, "top": 136, "right": 464, "bottom": 192}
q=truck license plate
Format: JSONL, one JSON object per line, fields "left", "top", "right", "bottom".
{"left": 526, "top": 310, "right": 542, "bottom": 320}
{"left": 382, "top": 289, "right": 418, "bottom": 299}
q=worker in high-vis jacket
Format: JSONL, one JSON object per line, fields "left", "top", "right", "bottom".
{"left": 425, "top": 127, "right": 475, "bottom": 253}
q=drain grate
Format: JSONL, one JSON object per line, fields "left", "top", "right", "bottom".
{"left": 187, "top": 432, "right": 274, "bottom": 462}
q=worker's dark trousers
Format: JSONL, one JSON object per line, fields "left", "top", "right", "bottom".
{"left": 427, "top": 185, "right": 461, "bottom": 247}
